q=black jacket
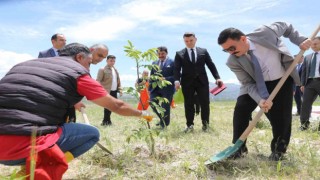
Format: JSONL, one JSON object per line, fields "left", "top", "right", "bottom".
{"left": 0, "top": 57, "right": 89, "bottom": 135}
{"left": 174, "top": 47, "right": 220, "bottom": 87}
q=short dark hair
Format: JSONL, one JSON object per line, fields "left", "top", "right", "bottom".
{"left": 58, "top": 43, "right": 91, "bottom": 59}
{"left": 183, "top": 32, "right": 195, "bottom": 38}
{"left": 107, "top": 55, "right": 116, "bottom": 59}
{"left": 51, "top": 33, "right": 63, "bottom": 41}
{"left": 157, "top": 46, "right": 168, "bottom": 53}
{"left": 218, "top": 28, "right": 245, "bottom": 45}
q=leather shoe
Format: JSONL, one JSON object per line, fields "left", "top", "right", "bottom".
{"left": 202, "top": 124, "right": 208, "bottom": 131}
{"left": 184, "top": 125, "right": 194, "bottom": 133}
{"left": 101, "top": 121, "right": 112, "bottom": 126}
{"left": 299, "top": 121, "right": 310, "bottom": 131}
{"left": 268, "top": 152, "right": 284, "bottom": 161}
{"left": 227, "top": 146, "right": 248, "bottom": 160}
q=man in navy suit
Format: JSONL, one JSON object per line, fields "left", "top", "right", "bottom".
{"left": 38, "top": 33, "right": 66, "bottom": 58}
{"left": 293, "top": 54, "right": 304, "bottom": 116}
{"left": 149, "top": 46, "right": 175, "bottom": 129}
{"left": 174, "top": 32, "right": 223, "bottom": 132}
{"left": 300, "top": 36, "right": 320, "bottom": 130}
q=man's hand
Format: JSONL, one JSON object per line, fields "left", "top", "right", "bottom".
{"left": 175, "top": 81, "right": 181, "bottom": 90}
{"left": 216, "top": 79, "right": 223, "bottom": 87}
{"left": 300, "top": 86, "right": 305, "bottom": 93}
{"left": 299, "top": 39, "right": 312, "bottom": 50}
{"left": 258, "top": 99, "right": 273, "bottom": 113}
{"left": 141, "top": 110, "right": 153, "bottom": 122}
{"left": 74, "top": 102, "right": 85, "bottom": 112}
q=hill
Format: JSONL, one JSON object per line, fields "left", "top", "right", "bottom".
{"left": 210, "top": 83, "right": 240, "bottom": 101}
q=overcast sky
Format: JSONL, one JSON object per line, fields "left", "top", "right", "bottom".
{"left": 0, "top": 0, "right": 318, "bottom": 87}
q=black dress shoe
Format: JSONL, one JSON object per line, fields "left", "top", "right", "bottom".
{"left": 202, "top": 125, "right": 208, "bottom": 131}
{"left": 101, "top": 121, "right": 112, "bottom": 126}
{"left": 184, "top": 125, "right": 194, "bottom": 133}
{"left": 299, "top": 124, "right": 309, "bottom": 131}
{"left": 268, "top": 152, "right": 284, "bottom": 161}
{"left": 227, "top": 146, "right": 248, "bottom": 160}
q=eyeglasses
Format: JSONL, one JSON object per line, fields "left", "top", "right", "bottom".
{"left": 222, "top": 46, "right": 237, "bottom": 53}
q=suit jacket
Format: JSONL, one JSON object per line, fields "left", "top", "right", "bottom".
{"left": 38, "top": 48, "right": 56, "bottom": 58}
{"left": 149, "top": 58, "right": 175, "bottom": 95}
{"left": 96, "top": 65, "right": 122, "bottom": 93}
{"left": 226, "top": 22, "right": 307, "bottom": 103}
{"left": 301, "top": 53, "right": 318, "bottom": 86}
{"left": 174, "top": 47, "right": 220, "bottom": 87}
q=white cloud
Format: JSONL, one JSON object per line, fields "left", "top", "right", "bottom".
{"left": 64, "top": 16, "right": 137, "bottom": 42}
{"left": 121, "top": 0, "right": 188, "bottom": 25}
{"left": 120, "top": 74, "right": 137, "bottom": 82}
{"left": 120, "top": 73, "right": 138, "bottom": 87}
{"left": 0, "top": 50, "right": 34, "bottom": 79}
{"left": 0, "top": 26, "right": 43, "bottom": 38}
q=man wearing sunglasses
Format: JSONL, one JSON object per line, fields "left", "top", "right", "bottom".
{"left": 217, "top": 22, "right": 311, "bottom": 161}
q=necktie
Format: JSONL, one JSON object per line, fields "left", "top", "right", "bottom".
{"left": 309, "top": 52, "right": 318, "bottom": 77}
{"left": 297, "top": 63, "right": 302, "bottom": 77}
{"left": 248, "top": 50, "right": 269, "bottom": 99}
{"left": 191, "top": 49, "right": 195, "bottom": 64}
{"left": 160, "top": 61, "right": 164, "bottom": 70}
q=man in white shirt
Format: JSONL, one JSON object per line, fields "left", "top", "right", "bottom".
{"left": 96, "top": 55, "right": 122, "bottom": 126}
{"left": 217, "top": 22, "right": 311, "bottom": 161}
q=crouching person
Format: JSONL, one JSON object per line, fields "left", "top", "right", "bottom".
{"left": 0, "top": 43, "right": 150, "bottom": 179}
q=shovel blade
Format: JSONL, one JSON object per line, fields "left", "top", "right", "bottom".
{"left": 205, "top": 139, "right": 244, "bottom": 165}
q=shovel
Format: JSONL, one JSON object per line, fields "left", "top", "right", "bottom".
{"left": 205, "top": 24, "right": 320, "bottom": 165}
{"left": 80, "top": 107, "right": 113, "bottom": 155}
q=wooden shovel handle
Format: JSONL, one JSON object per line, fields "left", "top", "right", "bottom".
{"left": 80, "top": 107, "right": 113, "bottom": 155}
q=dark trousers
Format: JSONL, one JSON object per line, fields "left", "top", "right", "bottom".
{"left": 150, "top": 90, "right": 174, "bottom": 128}
{"left": 102, "top": 90, "right": 118, "bottom": 124}
{"left": 300, "top": 79, "right": 320, "bottom": 124}
{"left": 233, "top": 78, "right": 293, "bottom": 154}
{"left": 194, "top": 94, "right": 200, "bottom": 115}
{"left": 294, "top": 86, "right": 302, "bottom": 114}
{"left": 182, "top": 78, "right": 209, "bottom": 127}
{"left": 66, "top": 107, "right": 76, "bottom": 122}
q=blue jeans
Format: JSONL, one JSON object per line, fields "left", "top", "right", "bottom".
{"left": 0, "top": 123, "right": 99, "bottom": 166}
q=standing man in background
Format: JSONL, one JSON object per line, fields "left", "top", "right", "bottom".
{"left": 300, "top": 37, "right": 320, "bottom": 130}
{"left": 97, "top": 55, "right": 122, "bottom": 126}
{"left": 38, "top": 33, "right": 78, "bottom": 123}
{"left": 149, "top": 46, "right": 175, "bottom": 129}
{"left": 293, "top": 54, "right": 304, "bottom": 116}
{"left": 38, "top": 33, "right": 66, "bottom": 58}
{"left": 174, "top": 32, "right": 223, "bottom": 132}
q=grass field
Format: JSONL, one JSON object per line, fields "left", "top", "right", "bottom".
{"left": 1, "top": 100, "right": 320, "bottom": 179}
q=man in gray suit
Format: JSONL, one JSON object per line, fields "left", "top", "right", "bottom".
{"left": 38, "top": 33, "right": 66, "bottom": 58}
{"left": 218, "top": 22, "right": 311, "bottom": 161}
{"left": 300, "top": 36, "right": 320, "bottom": 130}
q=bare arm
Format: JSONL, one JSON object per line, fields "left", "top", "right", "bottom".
{"left": 91, "top": 94, "right": 142, "bottom": 117}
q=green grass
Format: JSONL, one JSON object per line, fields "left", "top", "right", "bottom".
{"left": 1, "top": 101, "right": 320, "bottom": 179}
